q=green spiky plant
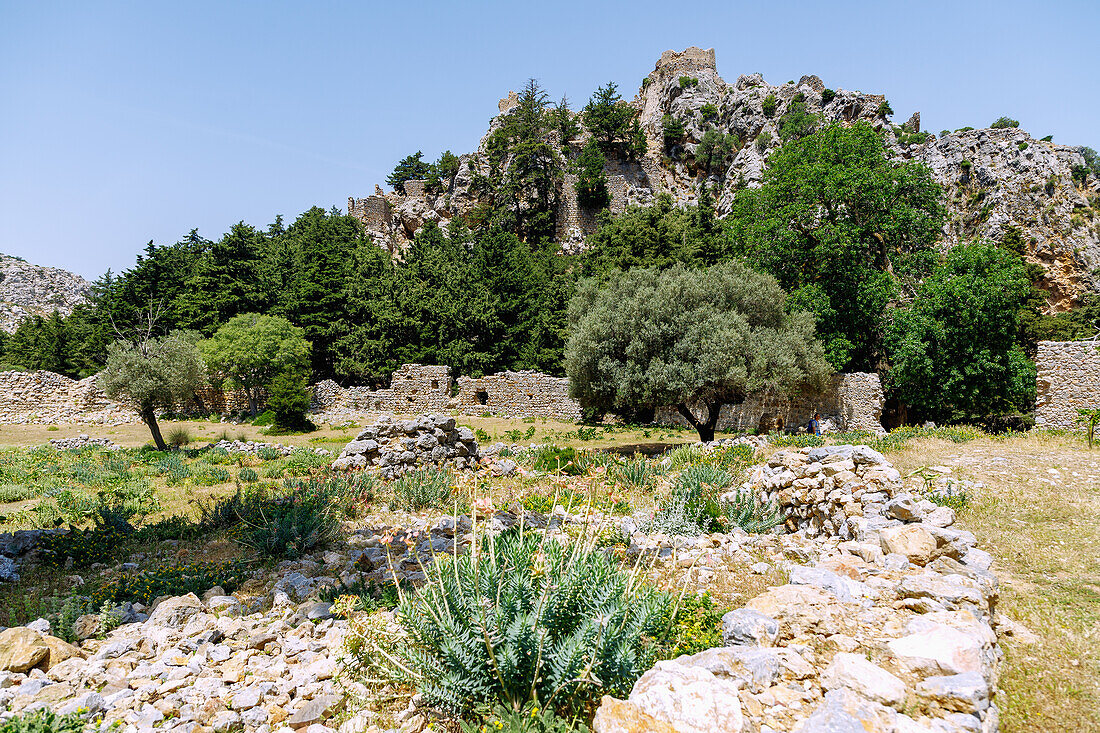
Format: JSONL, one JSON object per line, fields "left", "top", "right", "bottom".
{"left": 723, "top": 488, "right": 786, "bottom": 533}
{"left": 382, "top": 522, "right": 670, "bottom": 716}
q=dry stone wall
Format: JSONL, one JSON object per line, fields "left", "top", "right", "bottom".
{"left": 655, "top": 372, "right": 886, "bottom": 434}
{"left": 0, "top": 370, "right": 136, "bottom": 424}
{"left": 455, "top": 371, "right": 582, "bottom": 421}
{"left": 1035, "top": 340, "right": 1100, "bottom": 429}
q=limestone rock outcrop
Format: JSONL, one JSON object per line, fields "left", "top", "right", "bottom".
{"left": 0, "top": 253, "right": 90, "bottom": 334}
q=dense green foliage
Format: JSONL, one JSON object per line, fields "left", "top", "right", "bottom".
{"left": 392, "top": 527, "right": 669, "bottom": 715}
{"left": 990, "top": 116, "right": 1020, "bottom": 129}
{"left": 727, "top": 121, "right": 944, "bottom": 371}
{"left": 582, "top": 82, "right": 646, "bottom": 158}
{"left": 573, "top": 138, "right": 610, "bottom": 209}
{"left": 387, "top": 151, "right": 432, "bottom": 194}
{"left": 885, "top": 242, "right": 1036, "bottom": 422}
{"left": 565, "top": 262, "right": 831, "bottom": 440}
{"left": 200, "top": 314, "right": 310, "bottom": 416}
{"left": 0, "top": 709, "right": 87, "bottom": 733}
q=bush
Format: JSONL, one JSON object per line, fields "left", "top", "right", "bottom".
{"left": 723, "top": 488, "right": 785, "bottom": 533}
{"left": 990, "top": 116, "right": 1020, "bottom": 129}
{"left": 390, "top": 528, "right": 670, "bottom": 715}
{"left": 530, "top": 446, "right": 587, "bottom": 475}
{"left": 644, "top": 464, "right": 733, "bottom": 535}
{"left": 238, "top": 484, "right": 341, "bottom": 559}
{"left": 655, "top": 592, "right": 725, "bottom": 658}
{"left": 0, "top": 709, "right": 87, "bottom": 733}
{"left": 699, "top": 103, "right": 719, "bottom": 122}
{"left": 461, "top": 702, "right": 589, "bottom": 733}
{"left": 574, "top": 138, "right": 610, "bottom": 209}
{"left": 755, "top": 129, "right": 772, "bottom": 153}
{"left": 267, "top": 368, "right": 313, "bottom": 430}
{"left": 761, "top": 93, "right": 777, "bottom": 118}
{"left": 166, "top": 426, "right": 192, "bottom": 448}
{"left": 661, "top": 114, "right": 685, "bottom": 151}
{"left": 821, "top": 88, "right": 836, "bottom": 104}
{"left": 678, "top": 76, "right": 698, "bottom": 89}
{"left": 877, "top": 99, "right": 894, "bottom": 117}
{"left": 389, "top": 467, "right": 454, "bottom": 512}
{"left": 238, "top": 467, "right": 259, "bottom": 483}
{"left": 614, "top": 458, "right": 657, "bottom": 489}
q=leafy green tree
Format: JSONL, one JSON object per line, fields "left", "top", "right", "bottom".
{"left": 885, "top": 242, "right": 1035, "bottom": 423}
{"left": 1079, "top": 146, "right": 1100, "bottom": 179}
{"left": 695, "top": 130, "right": 735, "bottom": 173}
{"left": 200, "top": 314, "right": 310, "bottom": 416}
{"left": 583, "top": 194, "right": 728, "bottom": 278}
{"left": 574, "top": 138, "right": 609, "bottom": 209}
{"left": 549, "top": 96, "right": 580, "bottom": 151}
{"left": 727, "top": 121, "right": 944, "bottom": 370}
{"left": 425, "top": 150, "right": 461, "bottom": 193}
{"left": 583, "top": 82, "right": 646, "bottom": 157}
{"left": 565, "top": 262, "right": 831, "bottom": 441}
{"left": 761, "top": 93, "right": 777, "bottom": 118}
{"left": 777, "top": 93, "right": 819, "bottom": 141}
{"left": 990, "top": 116, "right": 1020, "bottom": 129}
{"left": 662, "top": 114, "right": 685, "bottom": 152}
{"left": 3, "top": 312, "right": 77, "bottom": 376}
{"left": 386, "top": 151, "right": 432, "bottom": 194}
{"left": 266, "top": 369, "right": 313, "bottom": 430}
{"left": 99, "top": 331, "right": 204, "bottom": 450}
{"left": 178, "top": 222, "right": 269, "bottom": 333}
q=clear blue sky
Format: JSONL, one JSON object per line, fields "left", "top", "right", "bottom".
{"left": 2, "top": 0, "right": 1097, "bottom": 280}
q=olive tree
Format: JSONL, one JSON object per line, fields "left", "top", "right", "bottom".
{"left": 99, "top": 331, "right": 205, "bottom": 451}
{"left": 565, "top": 262, "right": 831, "bottom": 441}
{"left": 199, "top": 313, "right": 310, "bottom": 417}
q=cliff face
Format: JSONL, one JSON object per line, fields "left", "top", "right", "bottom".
{"left": 351, "top": 47, "right": 1100, "bottom": 311}
{"left": 0, "top": 254, "right": 90, "bottom": 333}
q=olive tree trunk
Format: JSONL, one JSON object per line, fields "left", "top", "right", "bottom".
{"left": 140, "top": 405, "right": 167, "bottom": 451}
{"left": 676, "top": 401, "right": 724, "bottom": 443}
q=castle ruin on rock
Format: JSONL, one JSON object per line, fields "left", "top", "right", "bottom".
{"left": 348, "top": 47, "right": 1100, "bottom": 311}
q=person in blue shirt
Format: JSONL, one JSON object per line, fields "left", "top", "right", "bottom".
{"left": 807, "top": 412, "right": 822, "bottom": 436}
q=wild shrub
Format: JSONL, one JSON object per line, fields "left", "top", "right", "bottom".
{"left": 386, "top": 527, "right": 669, "bottom": 715}
{"left": 85, "top": 560, "right": 250, "bottom": 607}
{"left": 644, "top": 465, "right": 733, "bottom": 535}
{"left": 238, "top": 467, "right": 259, "bottom": 483}
{"left": 460, "top": 702, "right": 589, "bottom": 733}
{"left": 154, "top": 454, "right": 191, "bottom": 484}
{"left": 389, "top": 467, "right": 454, "bottom": 512}
{"left": 238, "top": 484, "right": 341, "bottom": 559}
{"left": 770, "top": 433, "right": 824, "bottom": 448}
{"left": 723, "top": 489, "right": 786, "bottom": 533}
{"left": 283, "top": 447, "right": 329, "bottom": 475}
{"left": 529, "top": 446, "right": 586, "bottom": 475}
{"left": 761, "top": 93, "right": 777, "bottom": 118}
{"left": 614, "top": 458, "right": 657, "bottom": 489}
{"left": 193, "top": 466, "right": 231, "bottom": 486}
{"left": 0, "top": 484, "right": 38, "bottom": 503}
{"left": 0, "top": 709, "right": 87, "bottom": 733}
{"left": 821, "top": 88, "right": 836, "bottom": 104}
{"left": 654, "top": 591, "right": 725, "bottom": 658}
{"left": 166, "top": 426, "right": 193, "bottom": 448}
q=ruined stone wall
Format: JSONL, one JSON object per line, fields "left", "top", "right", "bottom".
{"left": 348, "top": 195, "right": 391, "bottom": 231}
{"left": 313, "top": 364, "right": 452, "bottom": 417}
{"left": 655, "top": 373, "right": 885, "bottom": 434}
{"left": 0, "top": 370, "right": 136, "bottom": 424}
{"left": 1035, "top": 340, "right": 1100, "bottom": 429}
{"left": 455, "top": 371, "right": 582, "bottom": 421}
{"left": 653, "top": 47, "right": 717, "bottom": 77}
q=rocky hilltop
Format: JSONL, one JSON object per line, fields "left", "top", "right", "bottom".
{"left": 350, "top": 47, "right": 1100, "bottom": 312}
{"left": 0, "top": 254, "right": 89, "bottom": 333}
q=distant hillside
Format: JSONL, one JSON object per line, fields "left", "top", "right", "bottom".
{"left": 0, "top": 253, "right": 89, "bottom": 333}
{"left": 350, "top": 46, "right": 1100, "bottom": 312}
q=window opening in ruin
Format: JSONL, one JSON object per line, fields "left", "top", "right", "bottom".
{"left": 476, "top": 391, "right": 489, "bottom": 405}
{"left": 431, "top": 380, "right": 439, "bottom": 389}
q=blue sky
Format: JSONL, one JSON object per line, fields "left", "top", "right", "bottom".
{"left": 2, "top": 0, "right": 1097, "bottom": 279}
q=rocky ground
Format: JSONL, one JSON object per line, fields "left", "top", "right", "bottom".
{"left": 0, "top": 440, "right": 1020, "bottom": 733}
{"left": 0, "top": 254, "right": 89, "bottom": 334}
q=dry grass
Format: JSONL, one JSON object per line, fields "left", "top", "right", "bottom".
{"left": 885, "top": 433, "right": 1100, "bottom": 733}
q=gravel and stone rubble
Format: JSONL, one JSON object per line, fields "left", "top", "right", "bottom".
{"left": 0, "top": 445, "right": 1005, "bottom": 732}
{"left": 207, "top": 440, "right": 331, "bottom": 458}
{"left": 331, "top": 414, "right": 481, "bottom": 479}
{"left": 48, "top": 434, "right": 120, "bottom": 451}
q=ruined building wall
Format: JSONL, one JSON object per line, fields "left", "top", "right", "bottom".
{"left": 313, "top": 364, "right": 452, "bottom": 415}
{"left": 654, "top": 373, "right": 885, "bottom": 434}
{"left": 1035, "top": 340, "right": 1100, "bottom": 430}
{"left": 455, "top": 371, "right": 582, "bottom": 421}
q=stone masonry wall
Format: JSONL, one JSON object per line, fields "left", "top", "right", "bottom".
{"left": 1035, "top": 340, "right": 1100, "bottom": 429}
{"left": 313, "top": 364, "right": 452, "bottom": 416}
{"left": 0, "top": 370, "right": 136, "bottom": 424}
{"left": 455, "top": 371, "right": 582, "bottom": 421}
{"left": 655, "top": 373, "right": 885, "bottom": 434}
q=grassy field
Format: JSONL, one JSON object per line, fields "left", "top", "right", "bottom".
{"left": 887, "top": 433, "right": 1100, "bottom": 732}
{"left": 0, "top": 419, "right": 1095, "bottom": 730}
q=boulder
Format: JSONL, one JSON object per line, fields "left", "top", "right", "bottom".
{"left": 721, "top": 608, "right": 778, "bottom": 647}
{"left": 820, "top": 653, "right": 906, "bottom": 709}
{"left": 593, "top": 696, "right": 678, "bottom": 733}
{"left": 624, "top": 660, "right": 743, "bottom": 733}
{"left": 146, "top": 593, "right": 205, "bottom": 628}
{"left": 887, "top": 624, "right": 983, "bottom": 676}
{"left": 0, "top": 627, "right": 48, "bottom": 672}
{"left": 915, "top": 671, "right": 990, "bottom": 714}
{"left": 879, "top": 525, "right": 937, "bottom": 565}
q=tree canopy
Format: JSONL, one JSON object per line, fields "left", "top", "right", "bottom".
{"left": 99, "top": 331, "right": 204, "bottom": 450}
{"left": 565, "top": 262, "right": 831, "bottom": 441}
{"left": 200, "top": 313, "right": 310, "bottom": 416}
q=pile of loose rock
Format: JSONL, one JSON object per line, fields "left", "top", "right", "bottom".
{"left": 331, "top": 414, "right": 479, "bottom": 479}
{"left": 742, "top": 445, "right": 956, "bottom": 540}
{"left": 48, "top": 434, "right": 120, "bottom": 451}
{"left": 207, "top": 440, "right": 331, "bottom": 458}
